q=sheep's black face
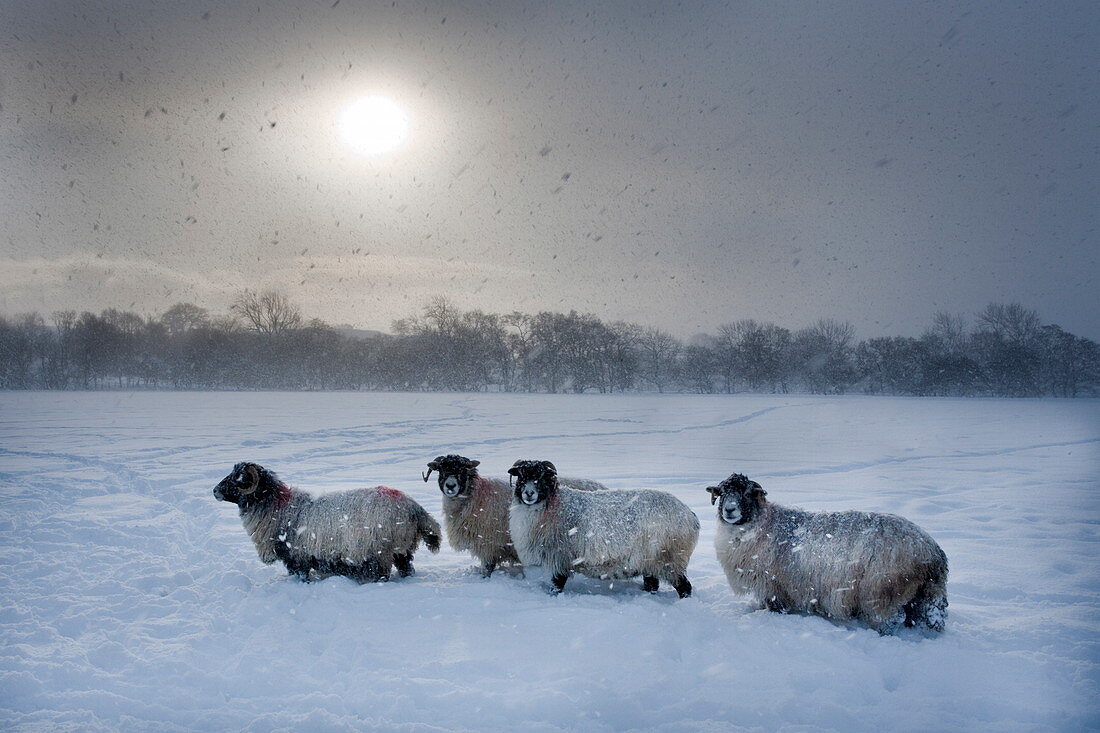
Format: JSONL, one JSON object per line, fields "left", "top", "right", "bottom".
{"left": 213, "top": 462, "right": 264, "bottom": 505}
{"left": 707, "top": 473, "right": 766, "bottom": 526}
{"left": 424, "top": 454, "right": 480, "bottom": 499}
{"left": 508, "top": 460, "right": 557, "bottom": 506}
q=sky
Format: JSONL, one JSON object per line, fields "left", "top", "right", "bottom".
{"left": 1, "top": 0, "right": 1097, "bottom": 339}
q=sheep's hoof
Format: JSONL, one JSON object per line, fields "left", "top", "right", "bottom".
{"left": 394, "top": 553, "right": 415, "bottom": 578}
{"left": 549, "top": 573, "right": 569, "bottom": 594}
{"left": 673, "top": 576, "right": 692, "bottom": 598}
{"left": 641, "top": 576, "right": 659, "bottom": 593}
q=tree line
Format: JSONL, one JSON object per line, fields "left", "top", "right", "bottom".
{"left": 0, "top": 292, "right": 1096, "bottom": 396}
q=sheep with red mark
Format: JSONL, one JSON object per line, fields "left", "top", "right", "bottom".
{"left": 423, "top": 454, "right": 606, "bottom": 576}
{"left": 213, "top": 462, "right": 441, "bottom": 583}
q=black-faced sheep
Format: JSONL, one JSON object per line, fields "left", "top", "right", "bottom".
{"left": 423, "top": 454, "right": 607, "bottom": 577}
{"left": 708, "top": 472, "right": 948, "bottom": 633}
{"left": 214, "top": 462, "right": 441, "bottom": 583}
{"left": 507, "top": 459, "right": 699, "bottom": 597}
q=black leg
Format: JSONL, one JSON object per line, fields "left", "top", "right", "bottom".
{"left": 550, "top": 572, "right": 569, "bottom": 594}
{"left": 642, "top": 575, "right": 660, "bottom": 593}
{"left": 482, "top": 560, "right": 497, "bottom": 577}
{"left": 394, "top": 553, "right": 414, "bottom": 577}
{"left": 285, "top": 560, "right": 312, "bottom": 582}
{"left": 903, "top": 599, "right": 919, "bottom": 628}
{"left": 344, "top": 557, "right": 388, "bottom": 584}
{"left": 764, "top": 597, "right": 787, "bottom": 613}
{"left": 673, "top": 575, "right": 692, "bottom": 599}
{"left": 365, "top": 557, "right": 388, "bottom": 583}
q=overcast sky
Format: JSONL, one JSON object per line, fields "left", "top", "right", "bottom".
{"left": 1, "top": 0, "right": 1097, "bottom": 339}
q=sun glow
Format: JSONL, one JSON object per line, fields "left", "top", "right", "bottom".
{"left": 339, "top": 96, "right": 409, "bottom": 156}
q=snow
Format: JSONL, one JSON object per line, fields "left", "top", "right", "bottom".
{"left": 0, "top": 392, "right": 1097, "bottom": 731}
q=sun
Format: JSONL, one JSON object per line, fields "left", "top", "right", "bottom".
{"left": 339, "top": 96, "right": 409, "bottom": 156}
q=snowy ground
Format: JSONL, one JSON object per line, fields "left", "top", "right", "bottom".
{"left": 0, "top": 392, "right": 1097, "bottom": 732}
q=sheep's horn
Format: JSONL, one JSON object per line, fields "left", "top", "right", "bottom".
{"left": 243, "top": 464, "right": 260, "bottom": 494}
{"left": 422, "top": 468, "right": 434, "bottom": 482}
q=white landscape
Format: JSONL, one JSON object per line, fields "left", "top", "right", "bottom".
{"left": 0, "top": 392, "right": 1097, "bottom": 732}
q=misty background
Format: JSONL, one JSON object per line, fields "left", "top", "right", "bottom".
{"left": 0, "top": 0, "right": 1097, "bottom": 394}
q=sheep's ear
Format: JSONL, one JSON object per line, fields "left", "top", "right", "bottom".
{"left": 706, "top": 486, "right": 721, "bottom": 505}
{"left": 468, "top": 459, "right": 480, "bottom": 468}
{"left": 507, "top": 461, "right": 523, "bottom": 476}
{"left": 750, "top": 481, "right": 766, "bottom": 497}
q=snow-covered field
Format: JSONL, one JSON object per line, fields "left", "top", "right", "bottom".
{"left": 0, "top": 392, "right": 1097, "bottom": 732}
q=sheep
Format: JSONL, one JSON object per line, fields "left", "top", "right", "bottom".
{"left": 213, "top": 462, "right": 441, "bottom": 583}
{"left": 507, "top": 459, "right": 699, "bottom": 597}
{"left": 422, "top": 454, "right": 607, "bottom": 576}
{"left": 708, "top": 472, "right": 948, "bottom": 634}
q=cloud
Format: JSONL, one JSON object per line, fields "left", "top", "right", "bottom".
{"left": 0, "top": 255, "right": 238, "bottom": 316}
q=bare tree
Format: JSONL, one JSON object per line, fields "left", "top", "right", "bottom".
{"left": 925, "top": 311, "right": 968, "bottom": 353}
{"left": 231, "top": 289, "right": 302, "bottom": 335}
{"left": 977, "top": 303, "right": 1041, "bottom": 344}
{"left": 680, "top": 341, "right": 718, "bottom": 393}
{"left": 974, "top": 303, "right": 1044, "bottom": 396}
{"left": 161, "top": 302, "right": 209, "bottom": 336}
{"left": 794, "top": 319, "right": 856, "bottom": 394}
{"left": 714, "top": 323, "right": 740, "bottom": 393}
{"left": 638, "top": 327, "right": 680, "bottom": 392}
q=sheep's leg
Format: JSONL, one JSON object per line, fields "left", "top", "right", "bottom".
{"left": 549, "top": 572, "right": 570, "bottom": 594}
{"left": 764, "top": 596, "right": 788, "bottom": 613}
{"left": 641, "top": 575, "right": 659, "bottom": 593}
{"left": 393, "top": 552, "right": 415, "bottom": 578}
{"left": 872, "top": 608, "right": 907, "bottom": 636}
{"left": 367, "top": 556, "right": 389, "bottom": 583}
{"left": 481, "top": 560, "right": 497, "bottom": 578}
{"left": 285, "top": 559, "right": 312, "bottom": 582}
{"left": 673, "top": 575, "right": 692, "bottom": 599}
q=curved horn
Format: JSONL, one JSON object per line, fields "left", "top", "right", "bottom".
{"left": 542, "top": 461, "right": 557, "bottom": 475}
{"left": 242, "top": 463, "right": 261, "bottom": 494}
{"left": 423, "top": 459, "right": 440, "bottom": 482}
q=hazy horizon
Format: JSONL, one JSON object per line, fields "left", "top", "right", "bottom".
{"left": 0, "top": 289, "right": 1085, "bottom": 346}
{"left": 2, "top": 1, "right": 1097, "bottom": 339}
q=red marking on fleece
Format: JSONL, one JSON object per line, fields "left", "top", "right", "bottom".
{"left": 276, "top": 482, "right": 293, "bottom": 509}
{"left": 471, "top": 476, "right": 490, "bottom": 508}
{"left": 376, "top": 486, "right": 405, "bottom": 500}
